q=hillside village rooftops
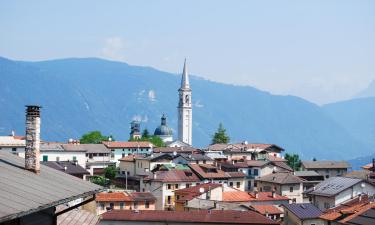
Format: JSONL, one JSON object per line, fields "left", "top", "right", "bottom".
{"left": 207, "top": 143, "right": 284, "bottom": 153}
{"left": 0, "top": 151, "right": 102, "bottom": 223}
{"left": 282, "top": 203, "right": 322, "bottom": 220}
{"left": 305, "top": 177, "right": 365, "bottom": 197}
{"left": 151, "top": 169, "right": 200, "bottom": 182}
{"left": 189, "top": 164, "right": 245, "bottom": 179}
{"left": 102, "top": 141, "right": 152, "bottom": 148}
{"left": 101, "top": 210, "right": 279, "bottom": 224}
{"left": 153, "top": 146, "right": 198, "bottom": 153}
{"left": 256, "top": 172, "right": 304, "bottom": 184}
{"left": 62, "top": 144, "right": 110, "bottom": 154}
{"left": 302, "top": 160, "right": 351, "bottom": 169}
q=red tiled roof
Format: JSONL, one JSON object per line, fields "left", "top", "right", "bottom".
{"left": 189, "top": 164, "right": 230, "bottom": 179}
{"left": 223, "top": 191, "right": 253, "bottom": 202}
{"left": 252, "top": 205, "right": 283, "bottom": 215}
{"left": 248, "top": 192, "right": 290, "bottom": 202}
{"left": 339, "top": 202, "right": 375, "bottom": 224}
{"left": 119, "top": 154, "right": 143, "bottom": 162}
{"left": 175, "top": 183, "right": 222, "bottom": 202}
{"left": 153, "top": 169, "right": 200, "bottom": 182}
{"left": 103, "top": 141, "right": 152, "bottom": 148}
{"left": 361, "top": 163, "right": 373, "bottom": 170}
{"left": 96, "top": 192, "right": 133, "bottom": 202}
{"left": 131, "top": 192, "right": 156, "bottom": 201}
{"left": 101, "top": 210, "right": 279, "bottom": 224}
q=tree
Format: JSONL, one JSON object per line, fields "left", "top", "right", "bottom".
{"left": 80, "top": 131, "right": 111, "bottom": 144}
{"left": 104, "top": 166, "right": 118, "bottom": 180}
{"left": 212, "top": 123, "right": 230, "bottom": 144}
{"left": 142, "top": 129, "right": 150, "bottom": 139}
{"left": 90, "top": 175, "right": 108, "bottom": 186}
{"left": 284, "top": 153, "right": 302, "bottom": 171}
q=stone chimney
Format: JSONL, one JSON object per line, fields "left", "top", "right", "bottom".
{"left": 25, "top": 105, "right": 41, "bottom": 173}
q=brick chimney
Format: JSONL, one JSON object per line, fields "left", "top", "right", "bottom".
{"left": 25, "top": 105, "right": 41, "bottom": 173}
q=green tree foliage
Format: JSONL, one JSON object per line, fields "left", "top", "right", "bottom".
{"left": 212, "top": 123, "right": 230, "bottom": 144}
{"left": 129, "top": 133, "right": 165, "bottom": 147}
{"left": 142, "top": 129, "right": 150, "bottom": 138}
{"left": 285, "top": 153, "right": 302, "bottom": 171}
{"left": 80, "top": 131, "right": 112, "bottom": 144}
{"left": 90, "top": 176, "right": 108, "bottom": 186}
{"left": 104, "top": 166, "right": 118, "bottom": 180}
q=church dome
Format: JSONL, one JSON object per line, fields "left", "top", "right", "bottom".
{"left": 154, "top": 114, "right": 173, "bottom": 136}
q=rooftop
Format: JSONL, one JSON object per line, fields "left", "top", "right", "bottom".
{"left": 96, "top": 192, "right": 133, "bottom": 202}
{"left": 41, "top": 161, "right": 89, "bottom": 175}
{"left": 152, "top": 169, "right": 200, "bottom": 183}
{"left": 305, "top": 177, "right": 365, "bottom": 197}
{"left": 223, "top": 191, "right": 253, "bottom": 202}
{"left": 189, "top": 164, "right": 244, "bottom": 179}
{"left": 101, "top": 210, "right": 279, "bottom": 224}
{"left": 102, "top": 141, "right": 152, "bottom": 149}
{"left": 62, "top": 144, "right": 110, "bottom": 154}
{"left": 256, "top": 172, "right": 304, "bottom": 184}
{"left": 252, "top": 205, "right": 283, "bottom": 215}
{"left": 302, "top": 160, "right": 351, "bottom": 169}
{"left": 153, "top": 146, "right": 198, "bottom": 153}
{"left": 282, "top": 203, "right": 322, "bottom": 220}
{"left": 0, "top": 151, "right": 102, "bottom": 223}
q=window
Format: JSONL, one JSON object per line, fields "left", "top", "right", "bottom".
{"left": 122, "top": 153, "right": 125, "bottom": 158}
{"left": 167, "top": 184, "right": 172, "bottom": 190}
{"left": 73, "top": 156, "right": 77, "bottom": 161}
{"left": 324, "top": 202, "right": 330, "bottom": 209}
{"left": 236, "top": 182, "right": 240, "bottom": 188}
{"left": 122, "top": 171, "right": 125, "bottom": 175}
{"left": 12, "top": 148, "right": 16, "bottom": 152}
{"left": 120, "top": 202, "right": 125, "bottom": 209}
{"left": 127, "top": 171, "right": 130, "bottom": 175}
{"left": 145, "top": 201, "right": 150, "bottom": 208}
{"left": 254, "top": 169, "right": 259, "bottom": 176}
{"left": 292, "top": 198, "right": 296, "bottom": 203}
{"left": 290, "top": 186, "right": 294, "bottom": 193}
{"left": 175, "top": 184, "right": 179, "bottom": 189}
{"left": 248, "top": 181, "right": 252, "bottom": 189}
{"left": 56, "top": 156, "right": 60, "bottom": 161}
{"left": 326, "top": 175, "right": 329, "bottom": 179}
{"left": 134, "top": 202, "right": 138, "bottom": 209}
{"left": 167, "top": 196, "right": 171, "bottom": 204}
{"left": 248, "top": 170, "right": 252, "bottom": 176}
{"left": 186, "top": 183, "right": 191, "bottom": 188}
{"left": 100, "top": 203, "right": 105, "bottom": 210}
{"left": 229, "top": 182, "right": 233, "bottom": 187}
{"left": 109, "top": 202, "right": 114, "bottom": 209}
{"left": 43, "top": 155, "right": 48, "bottom": 162}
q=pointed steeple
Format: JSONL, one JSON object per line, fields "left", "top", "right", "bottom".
{"left": 180, "top": 58, "right": 190, "bottom": 89}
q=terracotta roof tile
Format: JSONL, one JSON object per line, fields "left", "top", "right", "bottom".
{"left": 189, "top": 164, "right": 231, "bottom": 179}
{"left": 96, "top": 192, "right": 133, "bottom": 202}
{"left": 103, "top": 141, "right": 152, "bottom": 148}
{"left": 248, "top": 192, "right": 290, "bottom": 201}
{"left": 252, "top": 205, "right": 283, "bottom": 215}
{"left": 223, "top": 191, "right": 253, "bottom": 202}
{"left": 101, "top": 210, "right": 279, "bottom": 224}
{"left": 152, "top": 169, "right": 200, "bottom": 182}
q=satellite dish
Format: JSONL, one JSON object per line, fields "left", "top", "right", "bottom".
{"left": 361, "top": 183, "right": 366, "bottom": 188}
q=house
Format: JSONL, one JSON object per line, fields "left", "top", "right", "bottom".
{"left": 152, "top": 146, "right": 199, "bottom": 154}
{"left": 142, "top": 169, "right": 201, "bottom": 210}
{"left": 251, "top": 205, "right": 283, "bottom": 221}
{"left": 41, "top": 160, "right": 90, "bottom": 179}
{"left": 256, "top": 172, "right": 305, "bottom": 203}
{"left": 293, "top": 171, "right": 325, "bottom": 202}
{"left": 220, "top": 160, "right": 293, "bottom": 191}
{"left": 304, "top": 177, "right": 375, "bottom": 211}
{"left": 301, "top": 161, "right": 351, "bottom": 179}
{"left": 282, "top": 203, "right": 323, "bottom": 225}
{"left": 164, "top": 140, "right": 190, "bottom": 147}
{"left": 245, "top": 192, "right": 290, "bottom": 206}
{"left": 0, "top": 151, "right": 102, "bottom": 225}
{"left": 96, "top": 192, "right": 156, "bottom": 214}
{"left": 102, "top": 141, "right": 153, "bottom": 163}
{"left": 135, "top": 153, "right": 175, "bottom": 176}
{"left": 319, "top": 194, "right": 375, "bottom": 225}
{"left": 0, "top": 133, "right": 26, "bottom": 157}
{"left": 173, "top": 153, "right": 214, "bottom": 165}
{"left": 99, "top": 210, "right": 279, "bottom": 225}
{"left": 174, "top": 183, "right": 223, "bottom": 211}
{"left": 41, "top": 142, "right": 87, "bottom": 168}
{"left": 189, "top": 164, "right": 246, "bottom": 191}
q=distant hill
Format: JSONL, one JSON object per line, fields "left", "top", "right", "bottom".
{"left": 355, "top": 80, "right": 375, "bottom": 98}
{"left": 348, "top": 153, "right": 375, "bottom": 170}
{"left": 0, "top": 56, "right": 372, "bottom": 159}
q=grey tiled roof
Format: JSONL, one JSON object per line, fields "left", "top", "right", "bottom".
{"left": 302, "top": 160, "right": 350, "bottom": 169}
{"left": 256, "top": 172, "right": 304, "bottom": 184}
{"left": 62, "top": 144, "right": 110, "bottom": 154}
{"left": 294, "top": 171, "right": 321, "bottom": 176}
{"left": 0, "top": 151, "right": 102, "bottom": 222}
{"left": 282, "top": 203, "right": 322, "bottom": 219}
{"left": 306, "top": 177, "right": 363, "bottom": 197}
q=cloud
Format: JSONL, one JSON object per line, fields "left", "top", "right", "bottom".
{"left": 101, "top": 37, "right": 126, "bottom": 61}
{"left": 148, "top": 90, "right": 156, "bottom": 102}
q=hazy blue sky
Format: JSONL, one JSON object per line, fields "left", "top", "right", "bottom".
{"left": 1, "top": 0, "right": 374, "bottom": 104}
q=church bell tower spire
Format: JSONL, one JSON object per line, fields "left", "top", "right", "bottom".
{"left": 178, "top": 59, "right": 192, "bottom": 145}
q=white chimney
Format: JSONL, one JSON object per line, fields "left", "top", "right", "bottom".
{"left": 25, "top": 105, "right": 41, "bottom": 174}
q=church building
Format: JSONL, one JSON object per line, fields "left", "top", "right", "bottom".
{"left": 178, "top": 59, "right": 193, "bottom": 145}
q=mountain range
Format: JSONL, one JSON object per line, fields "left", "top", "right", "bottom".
{"left": 0, "top": 56, "right": 374, "bottom": 161}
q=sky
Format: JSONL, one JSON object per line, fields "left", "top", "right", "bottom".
{"left": 1, "top": 0, "right": 374, "bottom": 104}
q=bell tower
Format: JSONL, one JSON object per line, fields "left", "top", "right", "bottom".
{"left": 178, "top": 59, "right": 192, "bottom": 145}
